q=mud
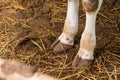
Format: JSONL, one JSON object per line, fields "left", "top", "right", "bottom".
{"left": 0, "top": 0, "right": 120, "bottom": 79}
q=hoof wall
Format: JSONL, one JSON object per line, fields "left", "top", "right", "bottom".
{"left": 72, "top": 55, "right": 93, "bottom": 70}
{"left": 51, "top": 39, "right": 73, "bottom": 53}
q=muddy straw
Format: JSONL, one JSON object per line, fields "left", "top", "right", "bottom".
{"left": 0, "top": 0, "right": 120, "bottom": 80}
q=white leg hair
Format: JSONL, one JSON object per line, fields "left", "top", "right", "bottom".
{"left": 78, "top": 0, "right": 103, "bottom": 59}
{"left": 59, "top": 0, "right": 79, "bottom": 45}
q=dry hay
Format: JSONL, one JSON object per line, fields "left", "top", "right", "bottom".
{"left": 0, "top": 0, "right": 120, "bottom": 80}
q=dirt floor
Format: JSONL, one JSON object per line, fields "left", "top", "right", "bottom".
{"left": 0, "top": 0, "right": 120, "bottom": 80}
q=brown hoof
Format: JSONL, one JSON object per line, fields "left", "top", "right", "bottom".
{"left": 72, "top": 55, "right": 93, "bottom": 70}
{"left": 16, "top": 62, "right": 36, "bottom": 77}
{"left": 51, "top": 39, "right": 73, "bottom": 53}
{"left": 1, "top": 60, "right": 36, "bottom": 77}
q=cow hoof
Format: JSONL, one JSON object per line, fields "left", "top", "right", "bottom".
{"left": 72, "top": 55, "right": 93, "bottom": 70}
{"left": 1, "top": 60, "right": 36, "bottom": 77}
{"left": 51, "top": 39, "right": 73, "bottom": 53}
{"left": 16, "top": 63, "right": 36, "bottom": 77}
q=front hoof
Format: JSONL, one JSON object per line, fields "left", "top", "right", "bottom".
{"left": 51, "top": 39, "right": 73, "bottom": 53}
{"left": 72, "top": 55, "right": 93, "bottom": 70}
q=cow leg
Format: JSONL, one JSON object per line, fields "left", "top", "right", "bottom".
{"left": 73, "top": 0, "right": 103, "bottom": 69}
{"left": 51, "top": 0, "right": 79, "bottom": 53}
{"left": 0, "top": 58, "right": 57, "bottom": 80}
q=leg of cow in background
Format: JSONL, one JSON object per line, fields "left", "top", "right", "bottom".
{"left": 51, "top": 0, "right": 79, "bottom": 53}
{"left": 73, "top": 0, "right": 103, "bottom": 69}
